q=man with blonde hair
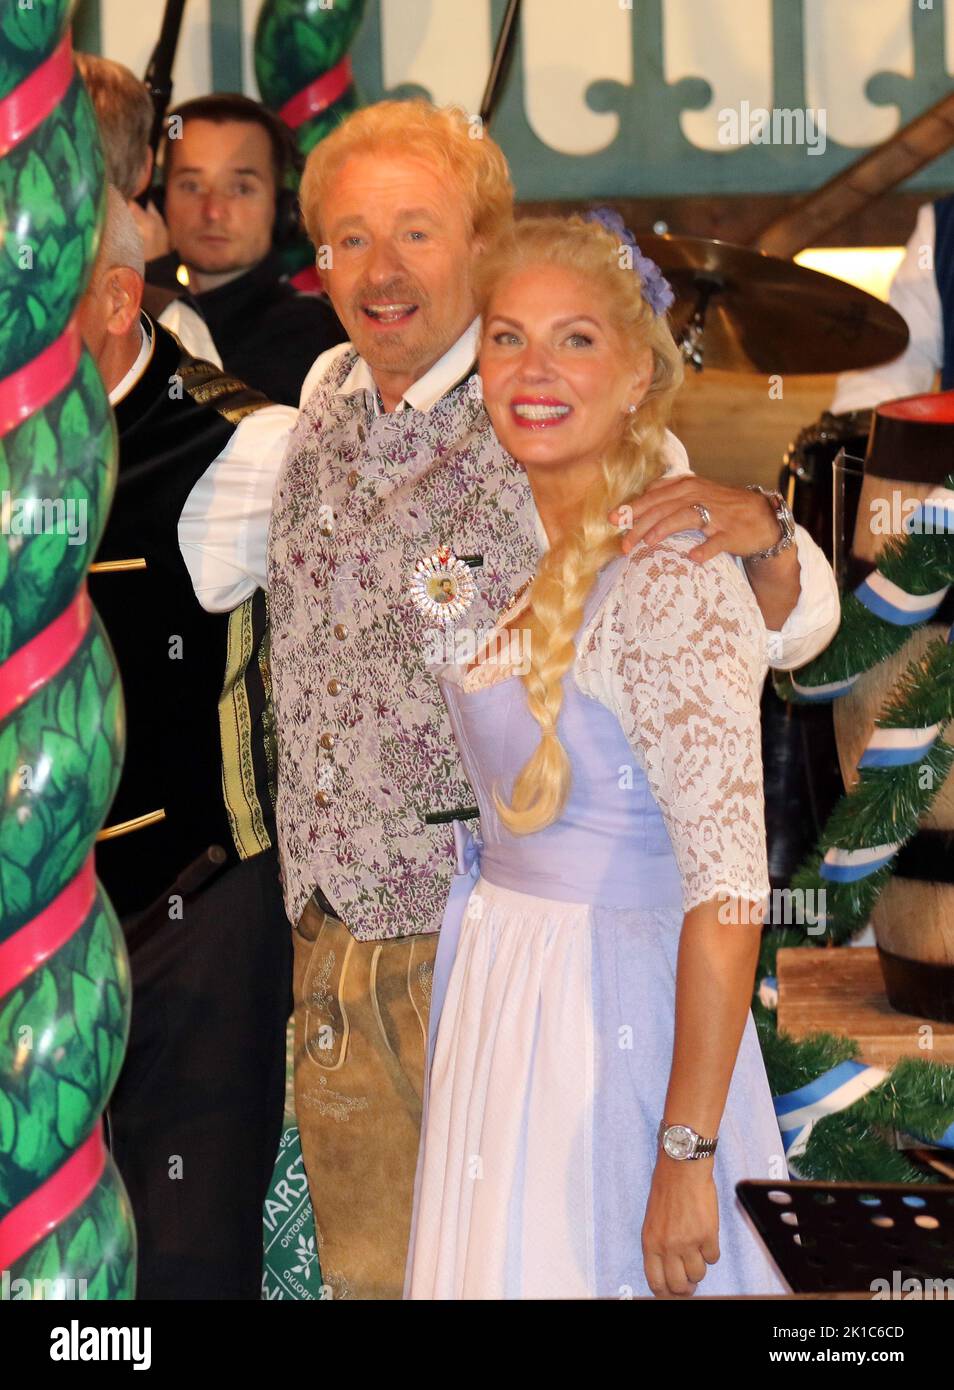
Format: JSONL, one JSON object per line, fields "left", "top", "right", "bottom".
{"left": 188, "top": 99, "right": 839, "bottom": 1298}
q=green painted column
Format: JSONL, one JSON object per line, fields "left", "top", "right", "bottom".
{"left": 255, "top": 0, "right": 367, "bottom": 278}
{"left": 0, "top": 2, "right": 133, "bottom": 1300}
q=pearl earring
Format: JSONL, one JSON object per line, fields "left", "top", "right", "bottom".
{"left": 626, "top": 404, "right": 637, "bottom": 413}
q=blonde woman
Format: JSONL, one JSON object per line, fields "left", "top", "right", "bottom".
{"left": 405, "top": 215, "right": 789, "bottom": 1300}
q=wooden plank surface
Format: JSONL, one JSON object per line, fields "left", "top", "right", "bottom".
{"left": 776, "top": 946, "right": 954, "bottom": 1067}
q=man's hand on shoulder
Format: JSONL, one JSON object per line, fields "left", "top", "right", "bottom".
{"left": 609, "top": 474, "right": 782, "bottom": 563}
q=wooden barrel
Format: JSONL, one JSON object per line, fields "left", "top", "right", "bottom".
{"left": 832, "top": 391, "right": 954, "bottom": 1022}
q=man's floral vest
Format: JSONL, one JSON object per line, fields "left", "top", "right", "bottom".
{"left": 267, "top": 349, "right": 539, "bottom": 938}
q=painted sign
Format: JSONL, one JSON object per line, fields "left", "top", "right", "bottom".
{"left": 73, "top": 0, "right": 954, "bottom": 198}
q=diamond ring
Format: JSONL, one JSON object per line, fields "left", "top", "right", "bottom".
{"left": 692, "top": 502, "right": 712, "bottom": 529}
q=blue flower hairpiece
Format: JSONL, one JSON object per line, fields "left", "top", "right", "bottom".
{"left": 583, "top": 206, "right": 675, "bottom": 318}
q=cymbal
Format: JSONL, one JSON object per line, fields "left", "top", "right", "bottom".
{"left": 636, "top": 232, "right": 909, "bottom": 375}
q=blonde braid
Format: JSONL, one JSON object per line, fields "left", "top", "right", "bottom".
{"left": 476, "top": 216, "right": 684, "bottom": 835}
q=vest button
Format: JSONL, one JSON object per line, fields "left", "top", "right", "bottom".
{"left": 333, "top": 623, "right": 348, "bottom": 640}
{"left": 347, "top": 469, "right": 359, "bottom": 488}
{"left": 314, "top": 791, "right": 330, "bottom": 807}
{"left": 327, "top": 679, "right": 342, "bottom": 695}
{"left": 320, "top": 732, "right": 335, "bottom": 750}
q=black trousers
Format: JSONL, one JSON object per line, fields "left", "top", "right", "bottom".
{"left": 107, "top": 848, "right": 293, "bottom": 1300}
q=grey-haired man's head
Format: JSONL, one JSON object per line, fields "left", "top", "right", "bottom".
{"left": 77, "top": 186, "right": 146, "bottom": 391}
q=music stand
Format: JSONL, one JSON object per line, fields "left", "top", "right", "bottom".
{"left": 737, "top": 1179, "right": 954, "bottom": 1295}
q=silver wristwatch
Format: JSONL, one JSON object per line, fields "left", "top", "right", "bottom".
{"left": 658, "top": 1121, "right": 718, "bottom": 1161}
{"left": 743, "top": 485, "right": 796, "bottom": 562}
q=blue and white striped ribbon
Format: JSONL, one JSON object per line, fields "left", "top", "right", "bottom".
{"left": 796, "top": 486, "right": 954, "bottom": 702}
{"left": 775, "top": 1059, "right": 888, "bottom": 1159}
{"left": 828, "top": 654, "right": 947, "bottom": 866}
{"left": 789, "top": 673, "right": 858, "bottom": 701}
{"left": 902, "top": 1119, "right": 954, "bottom": 1152}
{"left": 820, "top": 842, "right": 903, "bottom": 883}
{"left": 857, "top": 723, "right": 942, "bottom": 769}
{"left": 854, "top": 571, "right": 949, "bottom": 626}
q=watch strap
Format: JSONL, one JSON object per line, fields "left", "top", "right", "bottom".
{"left": 744, "top": 484, "right": 796, "bottom": 562}
{"left": 689, "top": 1134, "right": 718, "bottom": 1159}
{"left": 658, "top": 1122, "right": 719, "bottom": 1159}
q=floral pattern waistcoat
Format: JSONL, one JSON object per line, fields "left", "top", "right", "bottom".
{"left": 266, "top": 349, "right": 540, "bottom": 938}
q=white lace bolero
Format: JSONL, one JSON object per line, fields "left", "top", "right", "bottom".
{"left": 459, "top": 532, "right": 771, "bottom": 913}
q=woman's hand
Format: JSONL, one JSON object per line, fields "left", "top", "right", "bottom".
{"left": 610, "top": 474, "right": 783, "bottom": 563}
{"left": 642, "top": 1158, "right": 720, "bottom": 1297}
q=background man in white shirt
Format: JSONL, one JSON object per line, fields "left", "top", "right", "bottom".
{"left": 831, "top": 195, "right": 953, "bottom": 412}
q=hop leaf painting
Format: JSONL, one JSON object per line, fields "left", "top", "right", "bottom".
{"left": 291, "top": 1235, "right": 317, "bottom": 1279}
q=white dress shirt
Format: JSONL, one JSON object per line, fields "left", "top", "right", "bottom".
{"left": 109, "top": 319, "right": 154, "bottom": 406}
{"left": 178, "top": 319, "right": 840, "bottom": 669}
{"left": 108, "top": 315, "right": 298, "bottom": 584}
{"left": 156, "top": 299, "right": 223, "bottom": 370}
{"left": 831, "top": 202, "right": 942, "bottom": 413}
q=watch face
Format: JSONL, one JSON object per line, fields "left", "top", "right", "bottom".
{"left": 663, "top": 1124, "right": 695, "bottom": 1160}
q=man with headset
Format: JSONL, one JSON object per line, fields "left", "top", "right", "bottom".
{"left": 147, "top": 93, "right": 343, "bottom": 405}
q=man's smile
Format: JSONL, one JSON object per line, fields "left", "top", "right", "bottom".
{"left": 362, "top": 302, "right": 419, "bottom": 326}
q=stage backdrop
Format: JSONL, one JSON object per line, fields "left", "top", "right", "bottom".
{"left": 74, "top": 0, "right": 954, "bottom": 200}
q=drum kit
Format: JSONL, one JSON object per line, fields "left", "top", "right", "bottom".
{"left": 647, "top": 230, "right": 954, "bottom": 1018}
{"left": 638, "top": 230, "right": 905, "bottom": 537}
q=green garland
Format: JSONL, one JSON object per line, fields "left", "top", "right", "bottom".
{"left": 756, "top": 932, "right": 954, "bottom": 1183}
{"left": 773, "top": 469, "right": 954, "bottom": 942}
{"left": 789, "top": 638, "right": 954, "bottom": 944}
{"left": 776, "top": 468, "right": 954, "bottom": 699}
{"left": 756, "top": 472, "right": 954, "bottom": 1181}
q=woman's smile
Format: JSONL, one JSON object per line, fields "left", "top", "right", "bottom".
{"left": 509, "top": 395, "right": 574, "bottom": 428}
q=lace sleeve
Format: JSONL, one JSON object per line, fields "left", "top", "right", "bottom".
{"left": 576, "top": 533, "right": 770, "bottom": 913}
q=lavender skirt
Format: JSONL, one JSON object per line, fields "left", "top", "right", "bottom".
{"left": 405, "top": 877, "right": 790, "bottom": 1300}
